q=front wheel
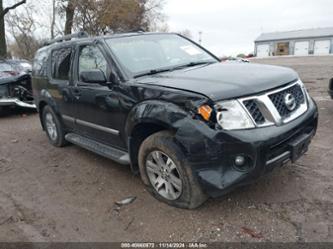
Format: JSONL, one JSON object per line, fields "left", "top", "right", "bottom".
{"left": 42, "top": 105, "right": 67, "bottom": 147}
{"left": 138, "top": 131, "right": 208, "bottom": 209}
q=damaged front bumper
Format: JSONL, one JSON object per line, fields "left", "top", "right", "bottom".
{"left": 0, "top": 98, "right": 36, "bottom": 108}
{"left": 0, "top": 75, "right": 35, "bottom": 109}
{"left": 176, "top": 97, "right": 318, "bottom": 198}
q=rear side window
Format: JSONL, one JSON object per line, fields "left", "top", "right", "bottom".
{"left": 51, "top": 47, "right": 72, "bottom": 80}
{"left": 33, "top": 49, "right": 49, "bottom": 77}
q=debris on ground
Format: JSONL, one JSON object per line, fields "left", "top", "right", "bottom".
{"left": 115, "top": 196, "right": 137, "bottom": 206}
{"left": 241, "top": 227, "right": 263, "bottom": 239}
{"left": 124, "top": 218, "right": 135, "bottom": 231}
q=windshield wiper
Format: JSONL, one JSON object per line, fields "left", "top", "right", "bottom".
{"left": 134, "top": 61, "right": 217, "bottom": 78}
{"left": 134, "top": 68, "right": 172, "bottom": 78}
{"left": 172, "top": 61, "right": 216, "bottom": 70}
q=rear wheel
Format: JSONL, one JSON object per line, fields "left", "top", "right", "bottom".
{"left": 138, "top": 131, "right": 208, "bottom": 209}
{"left": 42, "top": 105, "right": 67, "bottom": 147}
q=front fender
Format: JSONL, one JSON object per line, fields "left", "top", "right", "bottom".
{"left": 125, "top": 100, "right": 191, "bottom": 138}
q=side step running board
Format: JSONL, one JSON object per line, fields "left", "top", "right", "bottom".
{"left": 65, "top": 133, "right": 130, "bottom": 165}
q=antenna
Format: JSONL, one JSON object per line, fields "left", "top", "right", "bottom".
{"left": 198, "top": 31, "right": 203, "bottom": 45}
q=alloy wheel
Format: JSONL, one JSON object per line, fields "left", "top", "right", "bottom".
{"left": 145, "top": 150, "right": 183, "bottom": 200}
{"left": 45, "top": 113, "right": 58, "bottom": 141}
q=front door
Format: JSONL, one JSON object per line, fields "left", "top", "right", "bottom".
{"left": 72, "top": 43, "right": 125, "bottom": 149}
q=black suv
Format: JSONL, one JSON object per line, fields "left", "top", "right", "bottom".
{"left": 32, "top": 32, "right": 318, "bottom": 208}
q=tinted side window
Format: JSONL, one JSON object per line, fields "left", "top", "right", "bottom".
{"left": 33, "top": 50, "right": 49, "bottom": 77}
{"left": 51, "top": 47, "right": 72, "bottom": 80}
{"left": 78, "top": 45, "right": 107, "bottom": 78}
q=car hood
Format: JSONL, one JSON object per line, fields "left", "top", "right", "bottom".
{"left": 136, "top": 63, "right": 299, "bottom": 101}
{"left": 0, "top": 73, "right": 30, "bottom": 85}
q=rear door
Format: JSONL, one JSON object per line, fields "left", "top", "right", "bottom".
{"left": 49, "top": 46, "right": 77, "bottom": 129}
{"left": 72, "top": 42, "right": 125, "bottom": 149}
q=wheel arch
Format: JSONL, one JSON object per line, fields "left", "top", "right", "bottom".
{"left": 38, "top": 100, "right": 48, "bottom": 130}
{"left": 37, "top": 89, "right": 62, "bottom": 130}
{"left": 125, "top": 100, "right": 190, "bottom": 174}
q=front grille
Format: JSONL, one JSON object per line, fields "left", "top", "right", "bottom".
{"left": 243, "top": 100, "right": 265, "bottom": 124}
{"left": 240, "top": 81, "right": 308, "bottom": 127}
{"left": 269, "top": 84, "right": 305, "bottom": 118}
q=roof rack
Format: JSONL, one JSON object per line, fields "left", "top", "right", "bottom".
{"left": 43, "top": 31, "right": 89, "bottom": 46}
{"left": 127, "top": 28, "right": 145, "bottom": 33}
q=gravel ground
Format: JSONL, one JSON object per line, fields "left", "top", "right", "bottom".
{"left": 0, "top": 56, "right": 332, "bottom": 242}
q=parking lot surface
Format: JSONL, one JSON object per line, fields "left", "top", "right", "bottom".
{"left": 0, "top": 56, "right": 332, "bottom": 242}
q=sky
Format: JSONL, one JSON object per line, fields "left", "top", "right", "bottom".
{"left": 164, "top": 0, "right": 333, "bottom": 56}
{"left": 3, "top": 0, "right": 333, "bottom": 57}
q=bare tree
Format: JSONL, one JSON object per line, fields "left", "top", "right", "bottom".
{"left": 178, "top": 29, "right": 192, "bottom": 39}
{"left": 142, "top": 0, "right": 166, "bottom": 31}
{"left": 0, "top": 0, "right": 26, "bottom": 58}
{"left": 51, "top": 0, "right": 56, "bottom": 38}
{"left": 6, "top": 3, "right": 40, "bottom": 60}
{"left": 64, "top": 0, "right": 76, "bottom": 34}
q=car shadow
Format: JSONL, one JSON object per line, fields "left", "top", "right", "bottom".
{"left": 0, "top": 107, "right": 37, "bottom": 118}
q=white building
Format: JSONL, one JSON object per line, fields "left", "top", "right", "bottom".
{"left": 255, "top": 27, "right": 333, "bottom": 57}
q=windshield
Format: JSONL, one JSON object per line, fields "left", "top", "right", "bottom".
{"left": 105, "top": 34, "right": 218, "bottom": 76}
{"left": 0, "top": 62, "right": 14, "bottom": 72}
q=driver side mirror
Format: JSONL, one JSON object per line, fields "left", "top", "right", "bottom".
{"left": 80, "top": 69, "right": 107, "bottom": 85}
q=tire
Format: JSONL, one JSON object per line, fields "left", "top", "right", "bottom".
{"left": 42, "top": 105, "right": 67, "bottom": 147}
{"left": 138, "top": 131, "right": 208, "bottom": 209}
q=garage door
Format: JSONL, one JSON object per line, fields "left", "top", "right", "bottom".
{"left": 256, "top": 44, "right": 270, "bottom": 57}
{"left": 294, "top": 41, "right": 309, "bottom": 56}
{"left": 314, "top": 40, "right": 331, "bottom": 55}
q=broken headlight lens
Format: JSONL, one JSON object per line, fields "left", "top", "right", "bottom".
{"left": 215, "top": 100, "right": 255, "bottom": 130}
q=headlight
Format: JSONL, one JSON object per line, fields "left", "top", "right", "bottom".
{"left": 215, "top": 100, "right": 255, "bottom": 130}
{"left": 299, "top": 79, "right": 310, "bottom": 100}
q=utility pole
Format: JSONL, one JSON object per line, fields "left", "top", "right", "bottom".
{"left": 198, "top": 31, "right": 202, "bottom": 45}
